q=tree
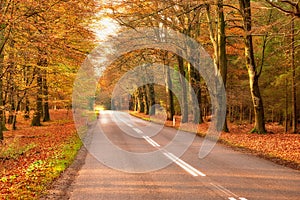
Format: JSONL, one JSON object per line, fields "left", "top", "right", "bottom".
{"left": 0, "top": 0, "right": 97, "bottom": 133}
{"left": 290, "top": 15, "right": 298, "bottom": 133}
{"left": 265, "top": 0, "right": 300, "bottom": 17}
{"left": 239, "top": 0, "right": 266, "bottom": 133}
{"left": 205, "top": 0, "right": 229, "bottom": 132}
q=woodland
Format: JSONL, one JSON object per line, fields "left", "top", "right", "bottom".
{"left": 0, "top": 0, "right": 97, "bottom": 140}
{"left": 0, "top": 0, "right": 299, "bottom": 198}
{"left": 0, "top": 0, "right": 299, "bottom": 141}
{"left": 96, "top": 0, "right": 300, "bottom": 134}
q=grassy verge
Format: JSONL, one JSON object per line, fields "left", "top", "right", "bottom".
{"left": 0, "top": 110, "right": 82, "bottom": 199}
{"left": 21, "top": 134, "right": 82, "bottom": 198}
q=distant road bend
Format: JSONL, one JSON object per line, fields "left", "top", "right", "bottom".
{"left": 69, "top": 110, "right": 300, "bottom": 200}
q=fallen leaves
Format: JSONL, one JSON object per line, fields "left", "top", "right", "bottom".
{"left": 0, "top": 109, "right": 80, "bottom": 199}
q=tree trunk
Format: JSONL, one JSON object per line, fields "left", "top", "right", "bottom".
{"left": 43, "top": 71, "right": 50, "bottom": 122}
{"left": 31, "top": 68, "right": 43, "bottom": 126}
{"left": 206, "top": 2, "right": 229, "bottom": 132}
{"left": 217, "top": 0, "right": 229, "bottom": 132}
{"left": 137, "top": 88, "right": 144, "bottom": 113}
{"left": 291, "top": 16, "right": 297, "bottom": 133}
{"left": 164, "top": 57, "right": 175, "bottom": 121}
{"left": 146, "top": 83, "right": 156, "bottom": 115}
{"left": 239, "top": 0, "right": 266, "bottom": 133}
{"left": 142, "top": 85, "right": 149, "bottom": 115}
{"left": 0, "top": 53, "right": 3, "bottom": 140}
{"left": 188, "top": 63, "right": 202, "bottom": 124}
{"left": 24, "top": 96, "right": 30, "bottom": 119}
{"left": 177, "top": 55, "right": 188, "bottom": 123}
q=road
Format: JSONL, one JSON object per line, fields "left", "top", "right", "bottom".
{"left": 69, "top": 110, "right": 300, "bottom": 200}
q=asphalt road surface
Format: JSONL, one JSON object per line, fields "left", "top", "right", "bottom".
{"left": 69, "top": 110, "right": 300, "bottom": 200}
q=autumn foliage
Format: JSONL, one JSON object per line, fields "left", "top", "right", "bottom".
{"left": 0, "top": 110, "right": 79, "bottom": 199}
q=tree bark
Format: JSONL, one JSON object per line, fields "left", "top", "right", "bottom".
{"left": 177, "top": 55, "right": 188, "bottom": 123}
{"left": 142, "top": 85, "right": 149, "bottom": 115}
{"left": 205, "top": 1, "right": 229, "bottom": 131}
{"left": 217, "top": 0, "right": 229, "bottom": 132}
{"left": 137, "top": 88, "right": 144, "bottom": 113}
{"left": 188, "top": 63, "right": 203, "bottom": 124}
{"left": 164, "top": 54, "right": 175, "bottom": 121}
{"left": 43, "top": 70, "right": 50, "bottom": 122}
{"left": 146, "top": 83, "right": 156, "bottom": 115}
{"left": 0, "top": 53, "right": 3, "bottom": 140}
{"left": 291, "top": 16, "right": 297, "bottom": 133}
{"left": 31, "top": 67, "right": 43, "bottom": 126}
{"left": 239, "top": 0, "right": 266, "bottom": 133}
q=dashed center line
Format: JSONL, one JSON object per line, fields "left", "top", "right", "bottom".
{"left": 163, "top": 152, "right": 206, "bottom": 177}
{"left": 128, "top": 123, "right": 205, "bottom": 177}
{"left": 132, "top": 127, "right": 143, "bottom": 134}
{"left": 143, "top": 136, "right": 160, "bottom": 147}
{"left": 210, "top": 183, "right": 248, "bottom": 200}
{"left": 125, "top": 121, "right": 247, "bottom": 199}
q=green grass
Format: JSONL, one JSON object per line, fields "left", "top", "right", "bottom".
{"left": 0, "top": 139, "right": 36, "bottom": 160}
{"left": 9, "top": 133, "right": 83, "bottom": 199}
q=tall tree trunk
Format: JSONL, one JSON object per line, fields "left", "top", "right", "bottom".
{"left": 206, "top": 2, "right": 229, "bottom": 132}
{"left": 43, "top": 71, "right": 50, "bottom": 122}
{"left": 23, "top": 66, "right": 30, "bottom": 119}
{"left": 0, "top": 53, "right": 3, "bottom": 140}
{"left": 24, "top": 95, "right": 30, "bottom": 119}
{"left": 146, "top": 83, "right": 156, "bottom": 115}
{"left": 217, "top": 0, "right": 229, "bottom": 132}
{"left": 164, "top": 54, "right": 175, "bottom": 121}
{"left": 188, "top": 63, "right": 203, "bottom": 124}
{"left": 291, "top": 16, "right": 297, "bottom": 133}
{"left": 137, "top": 88, "right": 144, "bottom": 113}
{"left": 142, "top": 85, "right": 149, "bottom": 115}
{"left": 177, "top": 55, "right": 188, "bottom": 123}
{"left": 7, "top": 40, "right": 15, "bottom": 124}
{"left": 31, "top": 68, "right": 43, "bottom": 126}
{"left": 239, "top": 0, "right": 266, "bottom": 133}
{"left": 285, "top": 60, "right": 289, "bottom": 133}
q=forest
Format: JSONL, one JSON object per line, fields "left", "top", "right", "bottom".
{"left": 96, "top": 0, "right": 300, "bottom": 134}
{"left": 0, "top": 0, "right": 299, "bottom": 198}
{"left": 0, "top": 0, "right": 97, "bottom": 140}
{"left": 0, "top": 0, "right": 299, "bottom": 142}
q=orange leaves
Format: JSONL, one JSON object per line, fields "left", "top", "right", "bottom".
{"left": 221, "top": 123, "right": 300, "bottom": 169}
{"left": 0, "top": 110, "right": 78, "bottom": 199}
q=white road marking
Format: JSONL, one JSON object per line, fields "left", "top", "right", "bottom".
{"left": 163, "top": 152, "right": 206, "bottom": 177}
{"left": 132, "top": 127, "right": 143, "bottom": 134}
{"left": 113, "top": 112, "right": 247, "bottom": 200}
{"left": 143, "top": 136, "right": 160, "bottom": 147}
{"left": 210, "top": 183, "right": 248, "bottom": 200}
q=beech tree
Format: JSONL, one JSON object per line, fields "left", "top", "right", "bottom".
{"left": 0, "top": 0, "right": 97, "bottom": 138}
{"left": 238, "top": 0, "right": 266, "bottom": 133}
{"left": 265, "top": 0, "right": 300, "bottom": 17}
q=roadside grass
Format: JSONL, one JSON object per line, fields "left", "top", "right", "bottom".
{"left": 0, "top": 110, "right": 82, "bottom": 199}
{"left": 0, "top": 139, "right": 36, "bottom": 160}
{"left": 130, "top": 111, "right": 300, "bottom": 170}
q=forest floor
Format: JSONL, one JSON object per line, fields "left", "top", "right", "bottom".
{"left": 130, "top": 112, "right": 300, "bottom": 171}
{"left": 0, "top": 109, "right": 81, "bottom": 199}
